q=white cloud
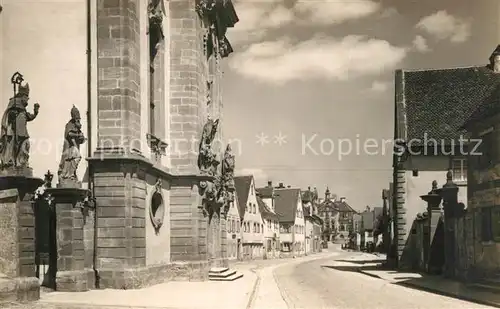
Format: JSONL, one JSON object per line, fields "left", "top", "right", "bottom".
{"left": 229, "top": 35, "right": 408, "bottom": 85}
{"left": 416, "top": 10, "right": 471, "bottom": 43}
{"left": 379, "top": 7, "right": 399, "bottom": 19}
{"left": 412, "top": 35, "right": 431, "bottom": 52}
{"left": 227, "top": 0, "right": 381, "bottom": 45}
{"left": 370, "top": 81, "right": 391, "bottom": 92}
{"left": 236, "top": 168, "right": 269, "bottom": 183}
{"left": 294, "top": 0, "right": 381, "bottom": 26}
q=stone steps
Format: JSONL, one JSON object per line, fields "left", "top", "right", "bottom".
{"left": 208, "top": 267, "right": 243, "bottom": 281}
{"left": 468, "top": 277, "right": 500, "bottom": 293}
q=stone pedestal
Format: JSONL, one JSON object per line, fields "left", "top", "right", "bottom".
{"left": 436, "top": 171, "right": 459, "bottom": 278}
{"left": 0, "top": 170, "right": 43, "bottom": 302}
{"left": 420, "top": 181, "right": 442, "bottom": 274}
{"left": 45, "top": 186, "right": 93, "bottom": 292}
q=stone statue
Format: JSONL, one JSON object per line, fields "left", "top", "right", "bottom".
{"left": 197, "top": 116, "right": 219, "bottom": 175}
{"left": 147, "top": 0, "right": 165, "bottom": 63}
{"left": 57, "top": 105, "right": 86, "bottom": 184}
{"left": 221, "top": 144, "right": 235, "bottom": 189}
{"left": 0, "top": 72, "right": 40, "bottom": 170}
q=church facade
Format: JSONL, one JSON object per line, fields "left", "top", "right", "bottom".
{"left": 0, "top": 0, "right": 239, "bottom": 298}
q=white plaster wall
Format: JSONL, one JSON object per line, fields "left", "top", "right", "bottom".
{"left": 145, "top": 173, "right": 171, "bottom": 265}
{"left": 242, "top": 178, "right": 264, "bottom": 243}
{"left": 0, "top": 1, "right": 88, "bottom": 182}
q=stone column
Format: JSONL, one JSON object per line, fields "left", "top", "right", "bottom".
{"left": 420, "top": 180, "right": 442, "bottom": 274}
{"left": 0, "top": 172, "right": 43, "bottom": 302}
{"left": 436, "top": 170, "right": 459, "bottom": 278}
{"left": 45, "top": 187, "right": 93, "bottom": 292}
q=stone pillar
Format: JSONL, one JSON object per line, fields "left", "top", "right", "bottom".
{"left": 420, "top": 180, "right": 442, "bottom": 274}
{"left": 393, "top": 159, "right": 407, "bottom": 268}
{"left": 0, "top": 172, "right": 43, "bottom": 302}
{"left": 436, "top": 170, "right": 459, "bottom": 278}
{"left": 45, "top": 187, "right": 93, "bottom": 292}
{"left": 96, "top": 0, "right": 141, "bottom": 154}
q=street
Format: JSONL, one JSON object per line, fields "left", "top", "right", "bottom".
{"left": 250, "top": 248, "right": 495, "bottom": 309}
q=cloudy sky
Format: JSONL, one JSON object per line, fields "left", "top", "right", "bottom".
{"left": 223, "top": 0, "right": 500, "bottom": 210}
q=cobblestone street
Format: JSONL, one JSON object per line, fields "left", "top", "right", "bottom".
{"left": 271, "top": 249, "right": 496, "bottom": 309}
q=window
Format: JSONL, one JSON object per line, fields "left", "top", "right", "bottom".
{"left": 481, "top": 207, "right": 493, "bottom": 242}
{"left": 478, "top": 130, "right": 495, "bottom": 168}
{"left": 268, "top": 221, "right": 271, "bottom": 229}
{"left": 237, "top": 220, "right": 240, "bottom": 233}
{"left": 451, "top": 158, "right": 467, "bottom": 182}
{"left": 251, "top": 185, "right": 254, "bottom": 195}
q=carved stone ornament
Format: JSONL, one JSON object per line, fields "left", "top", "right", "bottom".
{"left": 147, "top": 134, "right": 168, "bottom": 161}
{"left": 147, "top": 0, "right": 166, "bottom": 62}
{"left": 33, "top": 170, "right": 55, "bottom": 206}
{"left": 198, "top": 143, "right": 236, "bottom": 219}
{"left": 149, "top": 178, "right": 165, "bottom": 233}
{"left": 195, "top": 0, "right": 216, "bottom": 18}
{"left": 197, "top": 116, "right": 220, "bottom": 176}
{"left": 0, "top": 72, "right": 40, "bottom": 171}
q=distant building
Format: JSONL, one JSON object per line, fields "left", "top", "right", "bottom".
{"left": 302, "top": 187, "right": 323, "bottom": 254}
{"left": 275, "top": 184, "right": 306, "bottom": 257}
{"left": 225, "top": 197, "right": 242, "bottom": 260}
{"left": 256, "top": 181, "right": 280, "bottom": 259}
{"left": 235, "top": 176, "right": 264, "bottom": 260}
{"left": 318, "top": 188, "right": 357, "bottom": 241}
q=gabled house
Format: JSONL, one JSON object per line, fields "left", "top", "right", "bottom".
{"left": 301, "top": 187, "right": 323, "bottom": 254}
{"left": 274, "top": 184, "right": 306, "bottom": 257}
{"left": 226, "top": 190, "right": 242, "bottom": 261}
{"left": 257, "top": 196, "right": 280, "bottom": 259}
{"left": 234, "top": 175, "right": 264, "bottom": 260}
{"left": 392, "top": 46, "right": 500, "bottom": 268}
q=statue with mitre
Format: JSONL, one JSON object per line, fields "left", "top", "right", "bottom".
{"left": 0, "top": 72, "right": 40, "bottom": 170}
{"left": 58, "top": 105, "right": 86, "bottom": 185}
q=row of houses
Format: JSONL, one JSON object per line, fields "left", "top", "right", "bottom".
{"left": 225, "top": 176, "right": 326, "bottom": 260}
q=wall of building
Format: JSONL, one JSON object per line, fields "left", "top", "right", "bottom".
{"left": 145, "top": 174, "right": 171, "bottom": 266}
{"left": 467, "top": 120, "right": 500, "bottom": 276}
{"left": 400, "top": 154, "right": 467, "bottom": 267}
{"left": 305, "top": 217, "right": 314, "bottom": 254}
{"left": 226, "top": 201, "right": 240, "bottom": 260}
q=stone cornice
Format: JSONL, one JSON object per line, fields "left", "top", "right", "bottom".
{"left": 86, "top": 153, "right": 214, "bottom": 182}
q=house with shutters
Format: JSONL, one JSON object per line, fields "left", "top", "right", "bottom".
{"left": 234, "top": 175, "right": 264, "bottom": 260}
{"left": 256, "top": 181, "right": 280, "bottom": 259}
{"left": 274, "top": 184, "right": 306, "bottom": 257}
{"left": 392, "top": 46, "right": 500, "bottom": 269}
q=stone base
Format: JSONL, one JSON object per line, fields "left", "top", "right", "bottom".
{"left": 57, "top": 179, "right": 82, "bottom": 189}
{"left": 0, "top": 166, "right": 33, "bottom": 177}
{"left": 0, "top": 276, "right": 39, "bottom": 304}
{"left": 56, "top": 269, "right": 94, "bottom": 292}
{"left": 97, "top": 261, "right": 209, "bottom": 289}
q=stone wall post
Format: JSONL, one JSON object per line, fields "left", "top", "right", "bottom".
{"left": 436, "top": 170, "right": 459, "bottom": 278}
{"left": 45, "top": 188, "right": 93, "bottom": 291}
{"left": 0, "top": 174, "right": 43, "bottom": 302}
{"left": 420, "top": 180, "right": 442, "bottom": 274}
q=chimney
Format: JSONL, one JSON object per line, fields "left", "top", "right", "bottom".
{"left": 267, "top": 180, "right": 273, "bottom": 187}
{"left": 325, "top": 186, "right": 331, "bottom": 200}
{"left": 490, "top": 45, "right": 500, "bottom": 73}
{"left": 340, "top": 197, "right": 346, "bottom": 203}
{"left": 278, "top": 182, "right": 284, "bottom": 188}
{"left": 287, "top": 185, "right": 291, "bottom": 188}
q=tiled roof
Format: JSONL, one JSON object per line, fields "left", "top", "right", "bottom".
{"left": 398, "top": 65, "right": 500, "bottom": 144}
{"left": 257, "top": 196, "right": 278, "bottom": 220}
{"left": 256, "top": 187, "right": 273, "bottom": 198}
{"left": 274, "top": 188, "right": 301, "bottom": 223}
{"left": 318, "top": 199, "right": 356, "bottom": 213}
{"left": 234, "top": 175, "right": 253, "bottom": 219}
{"left": 464, "top": 85, "right": 500, "bottom": 127}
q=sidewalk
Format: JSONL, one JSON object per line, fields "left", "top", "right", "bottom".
{"left": 2, "top": 251, "right": 339, "bottom": 309}
{"left": 3, "top": 269, "right": 256, "bottom": 309}
{"left": 358, "top": 265, "right": 500, "bottom": 308}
